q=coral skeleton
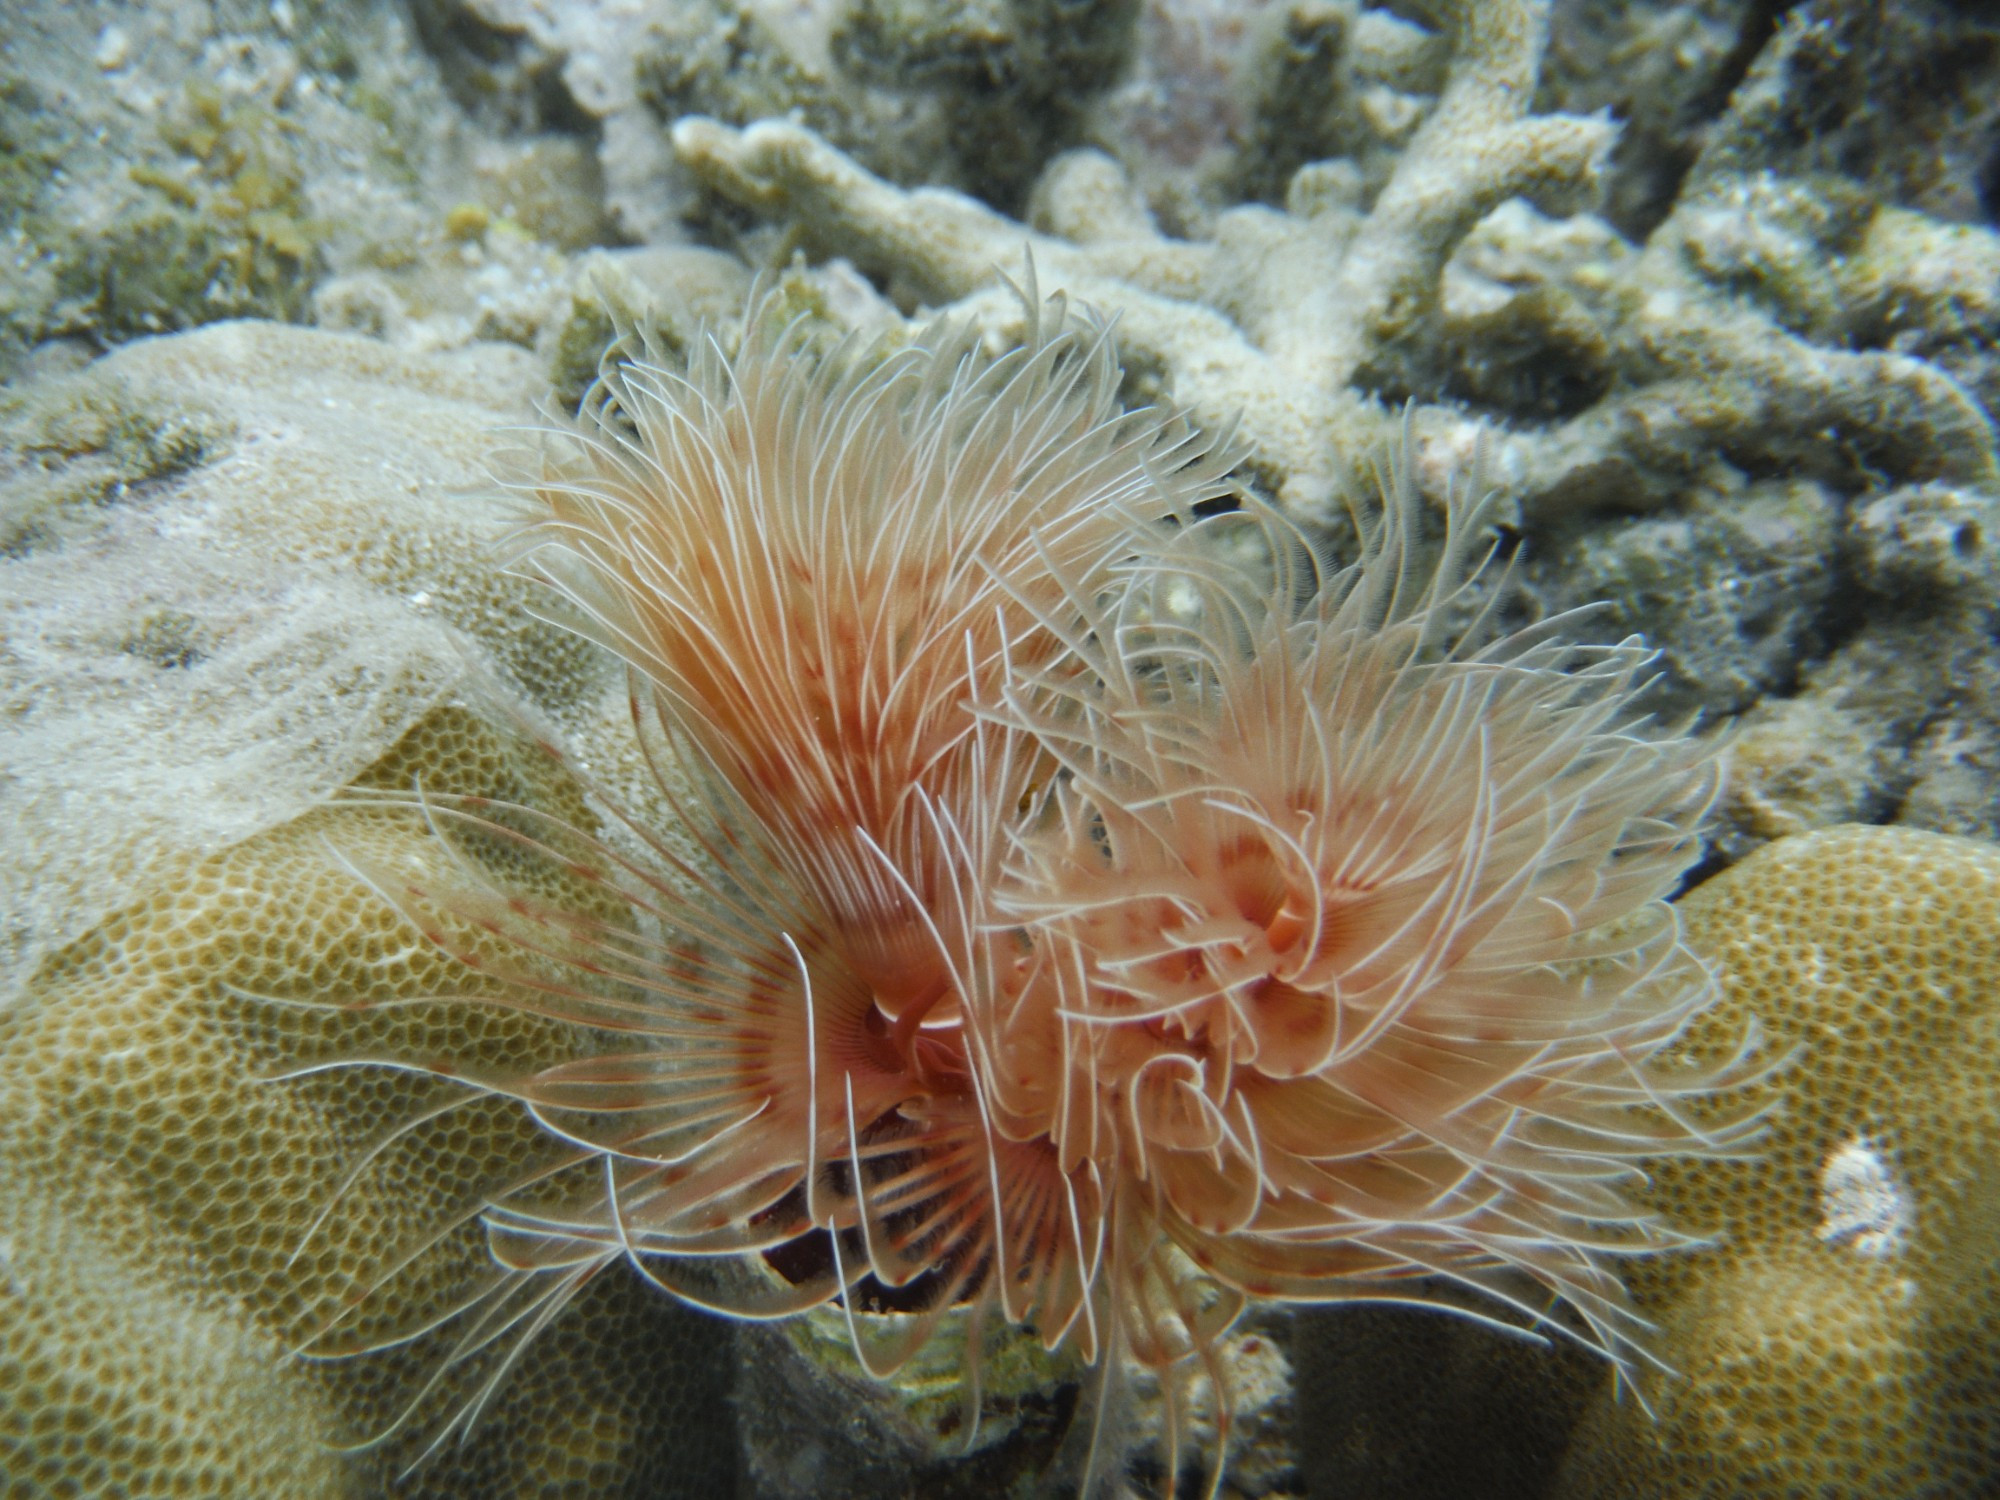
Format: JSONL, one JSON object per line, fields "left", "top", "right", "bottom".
{"left": 301, "top": 292, "right": 1760, "bottom": 1494}
{"left": 668, "top": 0, "right": 1620, "bottom": 520}
{"left": 668, "top": 0, "right": 1999, "bottom": 528}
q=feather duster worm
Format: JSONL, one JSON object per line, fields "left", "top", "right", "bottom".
{"left": 292, "top": 294, "right": 1760, "bottom": 1493}
{"left": 984, "top": 472, "right": 1764, "bottom": 1481}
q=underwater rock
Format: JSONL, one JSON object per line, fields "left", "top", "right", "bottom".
{"left": 832, "top": 0, "right": 1142, "bottom": 211}
{"left": 735, "top": 1310, "right": 1079, "bottom": 1500}
{"left": 1526, "top": 477, "right": 1841, "bottom": 722}
{"left": 0, "top": 0, "right": 637, "bottom": 378}
{"left": 1693, "top": 0, "right": 2000, "bottom": 226}
{"left": 539, "top": 243, "right": 757, "bottom": 414}
{"left": 1540, "top": 0, "right": 1761, "bottom": 238}
{"left": 1291, "top": 1301, "right": 1600, "bottom": 1500}
{"left": 1716, "top": 489, "right": 2000, "bottom": 857}
{"left": 0, "top": 0, "right": 450, "bottom": 365}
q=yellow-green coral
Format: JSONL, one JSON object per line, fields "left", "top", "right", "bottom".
{"left": 0, "top": 707, "right": 736, "bottom": 1498}
{"left": 1555, "top": 824, "right": 2000, "bottom": 1497}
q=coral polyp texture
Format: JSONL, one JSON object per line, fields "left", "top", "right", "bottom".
{"left": 319, "top": 296, "right": 1755, "bottom": 1493}
{"left": 0, "top": 706, "right": 738, "bottom": 1499}
{"left": 1553, "top": 824, "right": 2000, "bottom": 1497}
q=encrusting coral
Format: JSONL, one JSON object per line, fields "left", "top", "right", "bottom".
{"left": 286, "top": 287, "right": 1762, "bottom": 1495}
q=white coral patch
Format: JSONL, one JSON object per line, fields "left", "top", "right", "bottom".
{"left": 1815, "top": 1137, "right": 1912, "bottom": 1258}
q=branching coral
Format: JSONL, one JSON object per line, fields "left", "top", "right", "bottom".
{"left": 668, "top": 0, "right": 2000, "bottom": 532}
{"left": 661, "top": 0, "right": 1666, "bottom": 519}
{"left": 671, "top": 0, "right": 1621, "bottom": 521}
{"left": 303, "top": 291, "right": 1760, "bottom": 1494}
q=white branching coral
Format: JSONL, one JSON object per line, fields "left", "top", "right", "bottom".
{"left": 669, "top": 0, "right": 1999, "bottom": 530}
{"left": 671, "top": 0, "right": 1617, "bottom": 520}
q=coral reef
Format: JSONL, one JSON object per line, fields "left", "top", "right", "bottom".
{"left": 665, "top": 0, "right": 2000, "bottom": 857}
{"left": 1552, "top": 823, "right": 2000, "bottom": 1496}
{"left": 671, "top": 0, "right": 1622, "bottom": 521}
{"left": 0, "top": 0, "right": 632, "bottom": 379}
{"left": 4, "top": 0, "right": 2000, "bottom": 1493}
{"left": 668, "top": 12, "right": 2000, "bottom": 515}
{"left": 830, "top": 0, "right": 1142, "bottom": 208}
{"left": 267, "top": 284, "right": 1757, "bottom": 1500}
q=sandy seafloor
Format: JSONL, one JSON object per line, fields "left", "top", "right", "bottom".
{"left": 2, "top": 1, "right": 1999, "bottom": 1496}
